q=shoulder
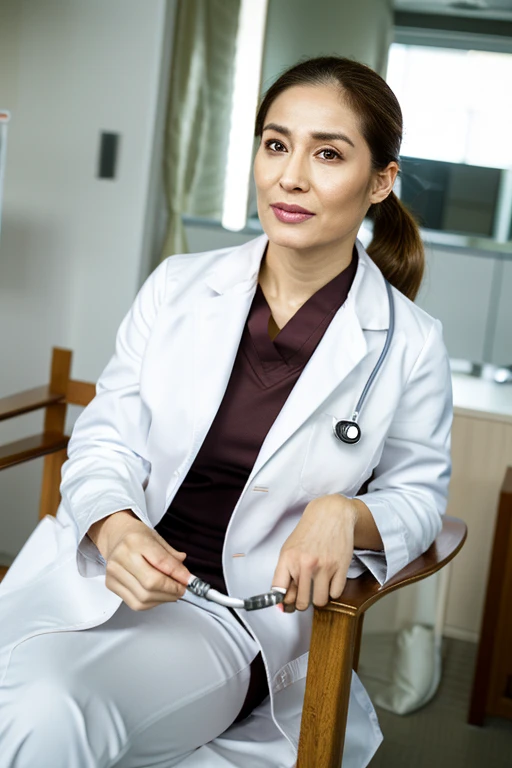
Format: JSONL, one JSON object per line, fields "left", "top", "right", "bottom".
{"left": 392, "top": 284, "right": 443, "bottom": 345}
{"left": 155, "top": 235, "right": 267, "bottom": 297}
{"left": 356, "top": 242, "right": 447, "bottom": 382}
{"left": 356, "top": 240, "right": 443, "bottom": 350}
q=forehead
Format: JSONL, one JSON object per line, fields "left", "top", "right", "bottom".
{"left": 264, "top": 83, "right": 363, "bottom": 139}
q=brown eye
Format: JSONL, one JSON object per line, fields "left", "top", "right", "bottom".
{"left": 265, "top": 139, "right": 286, "bottom": 152}
{"left": 319, "top": 149, "right": 342, "bottom": 161}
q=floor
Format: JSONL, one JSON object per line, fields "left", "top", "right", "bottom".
{"left": 359, "top": 633, "right": 512, "bottom": 768}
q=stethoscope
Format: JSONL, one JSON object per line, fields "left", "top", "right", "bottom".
{"left": 332, "top": 279, "right": 395, "bottom": 445}
{"left": 186, "top": 280, "right": 395, "bottom": 611}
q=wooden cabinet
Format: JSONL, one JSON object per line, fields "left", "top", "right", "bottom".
{"left": 468, "top": 468, "right": 512, "bottom": 725}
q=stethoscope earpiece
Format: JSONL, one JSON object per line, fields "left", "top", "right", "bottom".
{"left": 333, "top": 419, "right": 361, "bottom": 444}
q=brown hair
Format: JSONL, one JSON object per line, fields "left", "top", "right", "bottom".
{"left": 255, "top": 56, "right": 424, "bottom": 301}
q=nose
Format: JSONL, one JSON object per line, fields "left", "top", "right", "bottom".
{"left": 279, "top": 151, "right": 310, "bottom": 193}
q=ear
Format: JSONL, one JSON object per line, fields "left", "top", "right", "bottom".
{"left": 369, "top": 162, "right": 399, "bottom": 205}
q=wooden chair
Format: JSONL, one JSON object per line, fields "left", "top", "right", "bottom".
{"left": 297, "top": 515, "right": 466, "bottom": 766}
{"left": 0, "top": 347, "right": 95, "bottom": 580}
{"left": 0, "top": 347, "right": 467, "bottom": 765}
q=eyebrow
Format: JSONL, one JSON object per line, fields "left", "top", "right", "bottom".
{"left": 262, "top": 122, "right": 355, "bottom": 148}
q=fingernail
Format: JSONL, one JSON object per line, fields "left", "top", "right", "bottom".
{"left": 276, "top": 603, "right": 284, "bottom": 612}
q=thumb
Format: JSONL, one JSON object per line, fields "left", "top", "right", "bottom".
{"left": 155, "top": 533, "right": 188, "bottom": 562}
{"left": 144, "top": 541, "right": 191, "bottom": 586}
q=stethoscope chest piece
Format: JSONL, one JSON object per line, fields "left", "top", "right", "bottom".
{"left": 333, "top": 418, "right": 361, "bottom": 445}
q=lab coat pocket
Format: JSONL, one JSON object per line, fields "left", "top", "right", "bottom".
{"left": 299, "top": 412, "right": 371, "bottom": 498}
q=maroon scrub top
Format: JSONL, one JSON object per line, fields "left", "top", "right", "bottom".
{"left": 155, "top": 248, "right": 357, "bottom": 719}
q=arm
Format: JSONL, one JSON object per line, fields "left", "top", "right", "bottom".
{"left": 60, "top": 259, "right": 168, "bottom": 577}
{"left": 272, "top": 319, "right": 452, "bottom": 609}
{"left": 353, "top": 319, "right": 452, "bottom": 584}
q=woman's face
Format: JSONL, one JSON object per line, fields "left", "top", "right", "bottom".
{"left": 253, "top": 83, "right": 394, "bottom": 254}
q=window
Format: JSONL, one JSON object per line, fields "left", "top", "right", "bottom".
{"left": 387, "top": 43, "right": 512, "bottom": 240}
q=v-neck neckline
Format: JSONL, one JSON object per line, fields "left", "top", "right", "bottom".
{"left": 249, "top": 250, "right": 357, "bottom": 363}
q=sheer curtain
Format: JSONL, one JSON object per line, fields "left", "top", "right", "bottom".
{"left": 160, "top": 0, "right": 240, "bottom": 258}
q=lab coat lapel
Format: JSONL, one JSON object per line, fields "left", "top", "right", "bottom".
{"left": 249, "top": 243, "right": 390, "bottom": 479}
{"left": 180, "top": 235, "right": 389, "bottom": 488}
{"left": 192, "top": 289, "right": 255, "bottom": 443}
{"left": 250, "top": 292, "right": 367, "bottom": 478}
{"left": 188, "top": 237, "right": 265, "bottom": 453}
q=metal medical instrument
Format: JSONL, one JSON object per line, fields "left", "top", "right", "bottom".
{"left": 187, "top": 575, "right": 286, "bottom": 610}
{"left": 333, "top": 280, "right": 395, "bottom": 445}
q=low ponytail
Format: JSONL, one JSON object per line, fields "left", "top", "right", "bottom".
{"left": 367, "top": 192, "right": 424, "bottom": 301}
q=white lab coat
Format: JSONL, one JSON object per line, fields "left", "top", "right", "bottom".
{"left": 0, "top": 234, "right": 452, "bottom": 766}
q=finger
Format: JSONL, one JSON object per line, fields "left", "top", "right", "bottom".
{"left": 139, "top": 540, "right": 191, "bottom": 586}
{"left": 106, "top": 572, "right": 162, "bottom": 611}
{"left": 271, "top": 556, "right": 293, "bottom": 594}
{"left": 283, "top": 582, "right": 298, "bottom": 613}
{"left": 114, "top": 547, "right": 187, "bottom": 598}
{"left": 329, "top": 568, "right": 347, "bottom": 601}
{"left": 156, "top": 535, "right": 188, "bottom": 562}
{"left": 295, "top": 567, "right": 314, "bottom": 611}
{"left": 312, "top": 572, "right": 331, "bottom": 607}
{"left": 108, "top": 559, "right": 185, "bottom": 605}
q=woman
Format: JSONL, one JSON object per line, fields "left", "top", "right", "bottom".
{"left": 0, "top": 56, "right": 452, "bottom": 767}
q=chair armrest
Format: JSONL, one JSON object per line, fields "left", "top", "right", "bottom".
{"left": 0, "top": 386, "right": 64, "bottom": 422}
{"left": 0, "top": 433, "right": 69, "bottom": 470}
{"left": 327, "top": 515, "right": 467, "bottom": 617}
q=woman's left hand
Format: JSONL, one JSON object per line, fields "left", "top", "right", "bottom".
{"left": 271, "top": 494, "right": 358, "bottom": 612}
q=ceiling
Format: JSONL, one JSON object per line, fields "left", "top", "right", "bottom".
{"left": 394, "top": 0, "right": 512, "bottom": 21}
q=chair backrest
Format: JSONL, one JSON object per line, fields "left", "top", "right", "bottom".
{"left": 0, "top": 347, "right": 95, "bottom": 519}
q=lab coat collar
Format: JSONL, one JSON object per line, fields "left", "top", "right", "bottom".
{"left": 196, "top": 232, "right": 392, "bottom": 483}
{"left": 203, "top": 233, "right": 391, "bottom": 331}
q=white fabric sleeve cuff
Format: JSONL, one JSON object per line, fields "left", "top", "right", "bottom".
{"left": 350, "top": 497, "right": 408, "bottom": 586}
{"left": 75, "top": 501, "right": 152, "bottom": 578}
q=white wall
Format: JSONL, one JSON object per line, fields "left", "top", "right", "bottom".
{"left": 490, "top": 259, "right": 512, "bottom": 364}
{"left": 417, "top": 245, "right": 495, "bottom": 362}
{"left": 0, "top": 0, "right": 176, "bottom": 558}
{"left": 416, "top": 245, "right": 512, "bottom": 365}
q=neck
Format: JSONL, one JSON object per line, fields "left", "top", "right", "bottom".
{"left": 259, "top": 237, "right": 356, "bottom": 308}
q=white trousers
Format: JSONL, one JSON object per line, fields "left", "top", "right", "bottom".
{"left": 0, "top": 594, "right": 297, "bottom": 768}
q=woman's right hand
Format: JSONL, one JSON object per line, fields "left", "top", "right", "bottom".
{"left": 87, "top": 510, "right": 191, "bottom": 611}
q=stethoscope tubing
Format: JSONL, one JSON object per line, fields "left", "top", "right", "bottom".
{"left": 351, "top": 279, "right": 395, "bottom": 422}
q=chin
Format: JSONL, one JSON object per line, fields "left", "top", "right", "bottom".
{"left": 261, "top": 218, "right": 320, "bottom": 252}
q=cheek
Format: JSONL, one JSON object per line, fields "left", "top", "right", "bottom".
{"left": 319, "top": 174, "right": 369, "bottom": 216}
{"left": 253, "top": 152, "right": 270, "bottom": 189}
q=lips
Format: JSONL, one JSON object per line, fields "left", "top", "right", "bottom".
{"left": 270, "top": 202, "right": 315, "bottom": 224}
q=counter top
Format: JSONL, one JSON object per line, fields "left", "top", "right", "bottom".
{"left": 452, "top": 373, "right": 512, "bottom": 424}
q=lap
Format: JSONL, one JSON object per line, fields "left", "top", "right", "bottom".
{"left": 0, "top": 597, "right": 271, "bottom": 767}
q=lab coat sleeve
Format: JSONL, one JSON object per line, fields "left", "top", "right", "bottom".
{"left": 352, "top": 318, "right": 453, "bottom": 585}
{"left": 59, "top": 258, "right": 170, "bottom": 577}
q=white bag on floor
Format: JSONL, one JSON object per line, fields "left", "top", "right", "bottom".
{"left": 373, "top": 623, "right": 441, "bottom": 714}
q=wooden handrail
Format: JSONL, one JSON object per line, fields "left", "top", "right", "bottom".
{"left": 0, "top": 433, "right": 70, "bottom": 470}
{"left": 0, "top": 378, "right": 96, "bottom": 423}
{"left": 0, "top": 386, "right": 65, "bottom": 422}
{"left": 67, "top": 379, "right": 96, "bottom": 407}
